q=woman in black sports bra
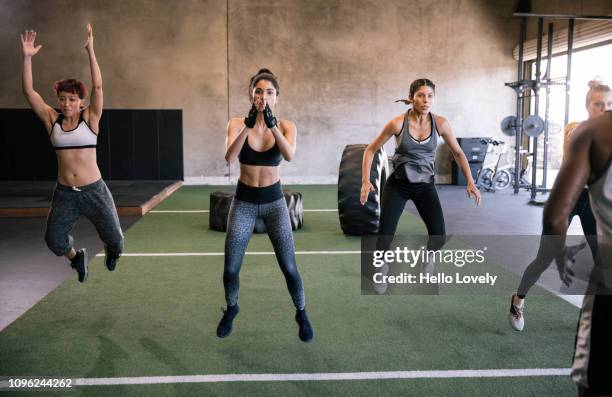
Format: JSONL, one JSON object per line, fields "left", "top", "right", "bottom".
{"left": 217, "top": 69, "right": 313, "bottom": 342}
{"left": 20, "top": 24, "right": 122, "bottom": 283}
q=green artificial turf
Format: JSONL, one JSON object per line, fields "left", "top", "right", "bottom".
{"left": 0, "top": 186, "right": 580, "bottom": 396}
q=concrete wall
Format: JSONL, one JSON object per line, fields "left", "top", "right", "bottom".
{"left": 0, "top": 0, "right": 228, "bottom": 182}
{"left": 0, "top": 0, "right": 523, "bottom": 184}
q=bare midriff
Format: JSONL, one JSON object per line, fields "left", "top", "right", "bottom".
{"left": 56, "top": 148, "right": 101, "bottom": 186}
{"left": 239, "top": 164, "right": 279, "bottom": 187}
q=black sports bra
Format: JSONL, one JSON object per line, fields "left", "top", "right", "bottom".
{"left": 238, "top": 138, "right": 282, "bottom": 166}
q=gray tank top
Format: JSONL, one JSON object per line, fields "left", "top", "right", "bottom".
{"left": 391, "top": 110, "right": 438, "bottom": 183}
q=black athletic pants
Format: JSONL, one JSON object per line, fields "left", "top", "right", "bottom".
{"left": 377, "top": 172, "right": 446, "bottom": 252}
{"left": 517, "top": 188, "right": 597, "bottom": 297}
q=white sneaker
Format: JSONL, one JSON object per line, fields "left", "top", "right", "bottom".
{"left": 508, "top": 293, "right": 525, "bottom": 331}
{"left": 421, "top": 258, "right": 434, "bottom": 276}
{"left": 373, "top": 263, "right": 389, "bottom": 294}
{"left": 373, "top": 280, "right": 388, "bottom": 295}
{"left": 380, "top": 263, "right": 389, "bottom": 276}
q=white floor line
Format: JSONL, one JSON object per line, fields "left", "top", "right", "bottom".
{"left": 95, "top": 251, "right": 360, "bottom": 257}
{"left": 94, "top": 248, "right": 508, "bottom": 258}
{"left": 70, "top": 368, "right": 571, "bottom": 386}
{"left": 556, "top": 294, "right": 583, "bottom": 308}
{"left": 149, "top": 209, "right": 337, "bottom": 213}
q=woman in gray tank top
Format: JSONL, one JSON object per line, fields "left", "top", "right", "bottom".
{"left": 360, "top": 78, "right": 481, "bottom": 260}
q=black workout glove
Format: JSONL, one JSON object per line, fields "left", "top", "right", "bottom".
{"left": 263, "top": 104, "right": 277, "bottom": 129}
{"left": 244, "top": 104, "right": 258, "bottom": 128}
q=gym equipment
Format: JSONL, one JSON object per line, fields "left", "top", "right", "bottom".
{"left": 209, "top": 191, "right": 234, "bottom": 232}
{"left": 209, "top": 190, "right": 304, "bottom": 233}
{"left": 452, "top": 138, "right": 489, "bottom": 186}
{"left": 337, "top": 144, "right": 389, "bottom": 235}
{"left": 475, "top": 139, "right": 512, "bottom": 192}
{"left": 509, "top": 8, "right": 583, "bottom": 203}
{"left": 500, "top": 115, "right": 544, "bottom": 138}
{"left": 500, "top": 116, "right": 517, "bottom": 137}
{"left": 523, "top": 115, "right": 545, "bottom": 138}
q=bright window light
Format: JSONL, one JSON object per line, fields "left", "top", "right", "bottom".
{"left": 530, "top": 42, "right": 612, "bottom": 173}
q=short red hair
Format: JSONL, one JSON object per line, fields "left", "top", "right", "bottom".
{"left": 53, "top": 78, "right": 88, "bottom": 99}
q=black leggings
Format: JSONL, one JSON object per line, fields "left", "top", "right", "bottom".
{"left": 377, "top": 172, "right": 446, "bottom": 251}
{"left": 569, "top": 188, "right": 598, "bottom": 258}
{"left": 517, "top": 188, "right": 598, "bottom": 297}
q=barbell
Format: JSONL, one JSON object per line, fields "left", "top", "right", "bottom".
{"left": 500, "top": 114, "right": 545, "bottom": 138}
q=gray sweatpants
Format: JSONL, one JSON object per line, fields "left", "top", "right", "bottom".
{"left": 223, "top": 197, "right": 305, "bottom": 310}
{"left": 45, "top": 179, "right": 124, "bottom": 257}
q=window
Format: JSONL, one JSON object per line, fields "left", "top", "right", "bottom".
{"left": 528, "top": 43, "right": 612, "bottom": 173}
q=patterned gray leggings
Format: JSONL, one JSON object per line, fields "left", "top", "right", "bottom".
{"left": 45, "top": 179, "right": 124, "bottom": 256}
{"left": 223, "top": 197, "right": 305, "bottom": 310}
